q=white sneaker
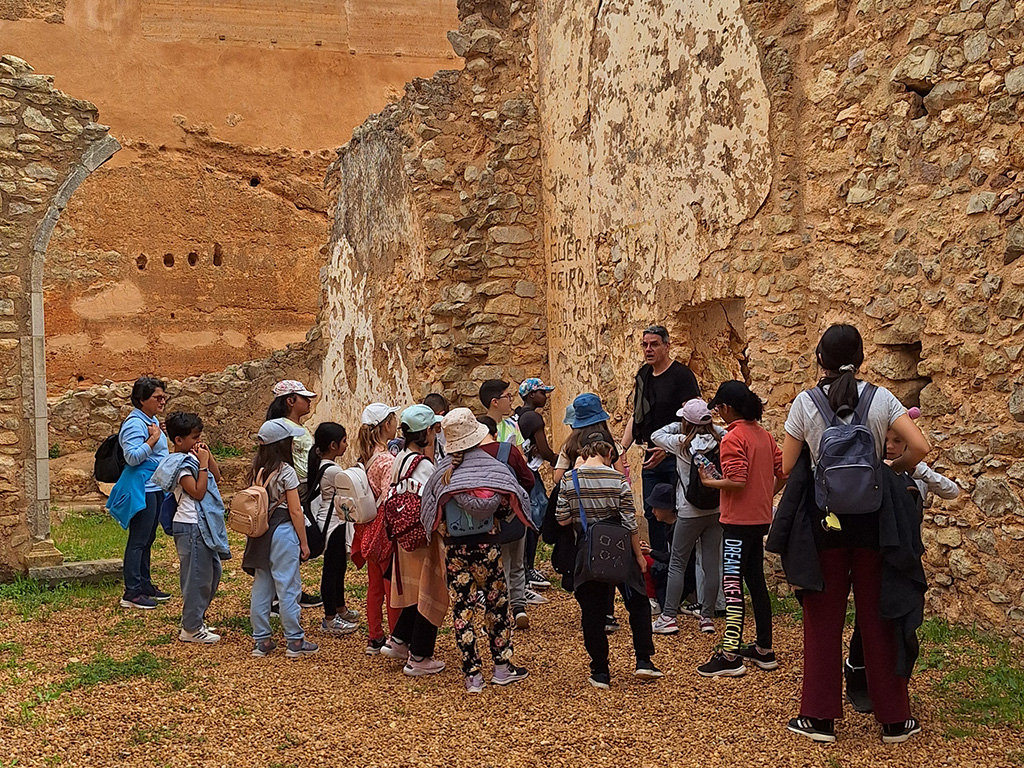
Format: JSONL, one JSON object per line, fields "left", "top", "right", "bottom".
{"left": 179, "top": 626, "right": 220, "bottom": 644}
{"left": 651, "top": 615, "right": 679, "bottom": 635}
{"left": 524, "top": 588, "right": 549, "bottom": 605}
{"left": 649, "top": 598, "right": 661, "bottom": 615}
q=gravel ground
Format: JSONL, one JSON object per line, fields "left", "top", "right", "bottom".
{"left": 0, "top": 544, "right": 1019, "bottom": 768}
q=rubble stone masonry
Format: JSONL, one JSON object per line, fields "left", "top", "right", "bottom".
{"left": 320, "top": 0, "right": 1024, "bottom": 637}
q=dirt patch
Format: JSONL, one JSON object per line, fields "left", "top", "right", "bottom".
{"left": 0, "top": 537, "right": 1019, "bottom": 767}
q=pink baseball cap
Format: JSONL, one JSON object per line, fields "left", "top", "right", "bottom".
{"left": 272, "top": 380, "right": 316, "bottom": 398}
{"left": 677, "top": 398, "right": 713, "bottom": 425}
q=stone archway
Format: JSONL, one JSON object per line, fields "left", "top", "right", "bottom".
{"left": 0, "top": 55, "right": 120, "bottom": 577}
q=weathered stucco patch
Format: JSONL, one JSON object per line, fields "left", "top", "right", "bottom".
{"left": 538, "top": 0, "right": 770, "bottom": 398}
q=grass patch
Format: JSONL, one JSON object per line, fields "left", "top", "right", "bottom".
{"left": 210, "top": 442, "right": 245, "bottom": 460}
{"left": 48, "top": 444, "right": 61, "bottom": 460}
{"left": 52, "top": 509, "right": 129, "bottom": 562}
{"left": 0, "top": 576, "right": 120, "bottom": 620}
{"left": 217, "top": 615, "right": 252, "bottom": 635}
{"left": 145, "top": 633, "right": 175, "bottom": 647}
{"left": 769, "top": 591, "right": 802, "bottom": 621}
{"left": 0, "top": 641, "right": 24, "bottom": 670}
{"left": 345, "top": 583, "right": 368, "bottom": 601}
{"left": 917, "top": 618, "right": 1024, "bottom": 737}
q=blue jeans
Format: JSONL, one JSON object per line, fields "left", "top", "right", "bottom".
{"left": 123, "top": 490, "right": 162, "bottom": 598}
{"left": 173, "top": 522, "right": 222, "bottom": 632}
{"left": 641, "top": 458, "right": 677, "bottom": 553}
{"left": 250, "top": 524, "right": 304, "bottom": 642}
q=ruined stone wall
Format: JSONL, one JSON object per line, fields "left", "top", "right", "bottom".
{"left": 2, "top": 0, "right": 460, "bottom": 388}
{"left": 316, "top": 0, "right": 547, "bottom": 429}
{"left": 322, "top": 0, "right": 1024, "bottom": 636}
{"left": 46, "top": 331, "right": 324, "bottom": 457}
{"left": 0, "top": 55, "right": 118, "bottom": 575}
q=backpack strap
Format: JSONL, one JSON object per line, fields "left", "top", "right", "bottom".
{"left": 496, "top": 440, "right": 512, "bottom": 465}
{"left": 851, "top": 383, "right": 878, "bottom": 425}
{"left": 571, "top": 469, "right": 589, "bottom": 534}
{"left": 806, "top": 387, "right": 839, "bottom": 427}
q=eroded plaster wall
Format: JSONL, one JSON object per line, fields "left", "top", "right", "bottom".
{"left": 316, "top": 0, "right": 547, "bottom": 431}
{"left": 321, "top": 0, "right": 1024, "bottom": 636}
{"left": 2, "top": 0, "right": 460, "bottom": 388}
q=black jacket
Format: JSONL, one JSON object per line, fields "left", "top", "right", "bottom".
{"left": 767, "top": 450, "right": 925, "bottom": 677}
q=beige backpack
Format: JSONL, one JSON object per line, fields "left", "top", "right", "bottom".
{"left": 228, "top": 469, "right": 279, "bottom": 538}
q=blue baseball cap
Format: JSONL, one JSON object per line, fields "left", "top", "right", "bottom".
{"left": 401, "top": 404, "right": 443, "bottom": 432}
{"left": 519, "top": 377, "right": 555, "bottom": 398}
{"left": 570, "top": 393, "right": 611, "bottom": 429}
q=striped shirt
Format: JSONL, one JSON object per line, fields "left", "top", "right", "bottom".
{"left": 556, "top": 465, "right": 638, "bottom": 533}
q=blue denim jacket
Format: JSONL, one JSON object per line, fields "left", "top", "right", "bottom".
{"left": 152, "top": 453, "right": 231, "bottom": 559}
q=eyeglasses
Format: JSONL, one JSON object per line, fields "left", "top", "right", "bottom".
{"left": 496, "top": 393, "right": 512, "bottom": 401}
{"left": 151, "top": 395, "right": 168, "bottom": 403}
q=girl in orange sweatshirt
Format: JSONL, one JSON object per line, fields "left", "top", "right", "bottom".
{"left": 696, "top": 381, "right": 786, "bottom": 678}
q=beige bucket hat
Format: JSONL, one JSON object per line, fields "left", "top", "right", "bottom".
{"left": 441, "top": 407, "right": 490, "bottom": 454}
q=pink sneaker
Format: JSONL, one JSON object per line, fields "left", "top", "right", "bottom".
{"left": 403, "top": 656, "right": 445, "bottom": 677}
{"left": 380, "top": 638, "right": 409, "bottom": 661}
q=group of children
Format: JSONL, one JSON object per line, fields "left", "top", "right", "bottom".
{"left": 139, "top": 325, "right": 955, "bottom": 740}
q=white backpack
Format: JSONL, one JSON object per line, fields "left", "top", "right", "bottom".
{"left": 335, "top": 465, "right": 378, "bottom": 524}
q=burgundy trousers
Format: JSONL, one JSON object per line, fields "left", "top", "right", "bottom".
{"left": 800, "top": 547, "right": 911, "bottom": 723}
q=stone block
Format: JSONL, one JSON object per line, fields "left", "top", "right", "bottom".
{"left": 923, "top": 80, "right": 979, "bottom": 113}
{"left": 489, "top": 225, "right": 532, "bottom": 244}
{"left": 21, "top": 106, "right": 54, "bottom": 132}
{"left": 989, "top": 430, "right": 1024, "bottom": 457}
{"left": 1005, "top": 224, "right": 1024, "bottom": 265}
{"left": 28, "top": 558, "right": 123, "bottom": 585}
{"left": 972, "top": 475, "right": 1024, "bottom": 517}
{"left": 936, "top": 11, "right": 984, "bottom": 34}
{"left": 891, "top": 46, "right": 939, "bottom": 90}
{"left": 1005, "top": 65, "right": 1024, "bottom": 96}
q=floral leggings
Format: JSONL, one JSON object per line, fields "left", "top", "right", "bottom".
{"left": 446, "top": 542, "right": 514, "bottom": 676}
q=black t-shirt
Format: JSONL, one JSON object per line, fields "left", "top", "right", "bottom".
{"left": 634, "top": 360, "right": 701, "bottom": 445}
{"left": 515, "top": 407, "right": 545, "bottom": 463}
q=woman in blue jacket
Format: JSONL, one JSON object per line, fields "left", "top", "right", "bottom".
{"left": 106, "top": 377, "right": 170, "bottom": 609}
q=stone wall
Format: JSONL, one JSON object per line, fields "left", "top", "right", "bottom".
{"left": 320, "top": 0, "right": 1024, "bottom": 637}
{"left": 315, "top": 0, "right": 547, "bottom": 430}
{"left": 47, "top": 330, "right": 325, "bottom": 457}
{"left": 0, "top": 54, "right": 119, "bottom": 576}
{"left": 2, "top": 0, "right": 460, "bottom": 389}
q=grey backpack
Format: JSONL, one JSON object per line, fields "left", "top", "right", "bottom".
{"left": 807, "top": 384, "right": 883, "bottom": 515}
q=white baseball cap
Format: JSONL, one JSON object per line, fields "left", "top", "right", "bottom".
{"left": 256, "top": 418, "right": 306, "bottom": 445}
{"left": 361, "top": 402, "right": 400, "bottom": 426}
{"left": 272, "top": 380, "right": 316, "bottom": 398}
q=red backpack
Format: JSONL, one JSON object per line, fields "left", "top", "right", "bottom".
{"left": 359, "top": 454, "right": 428, "bottom": 564}
{"left": 382, "top": 454, "right": 429, "bottom": 553}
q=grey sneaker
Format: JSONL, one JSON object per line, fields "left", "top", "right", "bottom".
{"left": 338, "top": 606, "right": 361, "bottom": 623}
{"left": 285, "top": 639, "right": 319, "bottom": 658}
{"left": 524, "top": 588, "right": 549, "bottom": 605}
{"left": 492, "top": 663, "right": 528, "bottom": 686}
{"left": 251, "top": 639, "right": 277, "bottom": 657}
{"left": 465, "top": 673, "right": 485, "bottom": 693}
{"left": 320, "top": 616, "right": 358, "bottom": 635}
{"left": 381, "top": 638, "right": 410, "bottom": 661}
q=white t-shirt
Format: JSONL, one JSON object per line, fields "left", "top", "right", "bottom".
{"left": 312, "top": 461, "right": 346, "bottom": 541}
{"left": 173, "top": 468, "right": 200, "bottom": 524}
{"left": 784, "top": 380, "right": 906, "bottom": 466}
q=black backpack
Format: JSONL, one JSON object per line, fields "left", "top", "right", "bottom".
{"left": 685, "top": 444, "right": 722, "bottom": 510}
{"left": 303, "top": 462, "right": 335, "bottom": 560}
{"left": 94, "top": 434, "right": 126, "bottom": 483}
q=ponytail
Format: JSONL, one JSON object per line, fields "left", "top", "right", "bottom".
{"left": 356, "top": 414, "right": 394, "bottom": 466}
{"left": 309, "top": 422, "right": 347, "bottom": 500}
{"left": 816, "top": 324, "right": 865, "bottom": 417}
{"left": 442, "top": 450, "right": 466, "bottom": 485}
{"left": 734, "top": 390, "right": 764, "bottom": 422}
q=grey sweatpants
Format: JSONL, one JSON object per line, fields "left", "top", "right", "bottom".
{"left": 172, "top": 521, "right": 222, "bottom": 632}
{"left": 662, "top": 514, "right": 723, "bottom": 619}
{"left": 501, "top": 533, "right": 527, "bottom": 611}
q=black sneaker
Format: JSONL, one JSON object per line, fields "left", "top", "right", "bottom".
{"left": 697, "top": 651, "right": 745, "bottom": 678}
{"left": 146, "top": 586, "right": 172, "bottom": 602}
{"left": 882, "top": 718, "right": 921, "bottom": 744}
{"left": 365, "top": 637, "right": 387, "bottom": 655}
{"left": 634, "top": 659, "right": 664, "bottom": 680}
{"left": 119, "top": 594, "right": 157, "bottom": 610}
{"left": 844, "top": 659, "right": 873, "bottom": 713}
{"left": 787, "top": 716, "right": 836, "bottom": 743}
{"left": 588, "top": 672, "right": 611, "bottom": 690}
{"left": 604, "top": 615, "right": 620, "bottom": 634}
{"left": 683, "top": 602, "right": 702, "bottom": 617}
{"left": 737, "top": 644, "right": 778, "bottom": 670}
{"left": 299, "top": 591, "right": 323, "bottom": 609}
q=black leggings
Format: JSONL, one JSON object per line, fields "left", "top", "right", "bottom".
{"left": 392, "top": 606, "right": 439, "bottom": 658}
{"left": 321, "top": 524, "right": 348, "bottom": 617}
{"left": 721, "top": 524, "right": 772, "bottom": 653}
